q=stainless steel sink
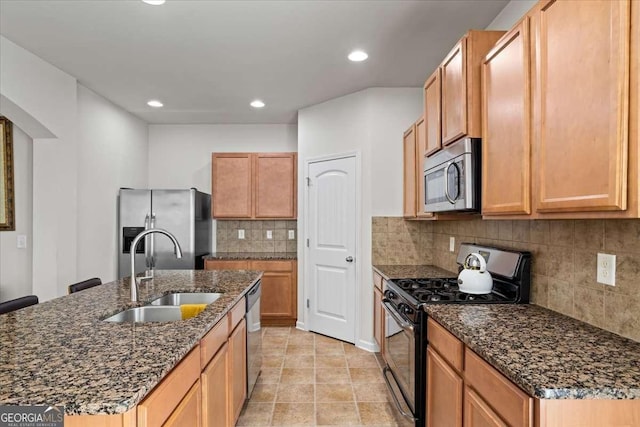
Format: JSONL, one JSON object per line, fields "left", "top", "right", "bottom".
{"left": 149, "top": 292, "right": 222, "bottom": 306}
{"left": 103, "top": 306, "right": 183, "bottom": 323}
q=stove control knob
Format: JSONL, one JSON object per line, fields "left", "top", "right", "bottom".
{"left": 401, "top": 304, "right": 414, "bottom": 315}
{"left": 387, "top": 291, "right": 396, "bottom": 300}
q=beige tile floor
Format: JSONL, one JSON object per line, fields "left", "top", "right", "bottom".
{"left": 237, "top": 326, "right": 414, "bottom": 427}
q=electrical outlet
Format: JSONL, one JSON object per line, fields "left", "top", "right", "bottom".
{"left": 238, "top": 229, "right": 245, "bottom": 239}
{"left": 266, "top": 230, "right": 273, "bottom": 240}
{"left": 288, "top": 229, "right": 295, "bottom": 240}
{"left": 17, "top": 235, "right": 27, "bottom": 249}
{"left": 449, "top": 236, "right": 455, "bottom": 252}
{"left": 597, "top": 253, "right": 616, "bottom": 286}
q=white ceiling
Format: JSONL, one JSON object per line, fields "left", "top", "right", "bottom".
{"left": 0, "top": 0, "right": 508, "bottom": 124}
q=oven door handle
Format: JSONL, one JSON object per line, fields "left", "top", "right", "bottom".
{"left": 382, "top": 300, "right": 414, "bottom": 333}
{"left": 383, "top": 365, "right": 417, "bottom": 422}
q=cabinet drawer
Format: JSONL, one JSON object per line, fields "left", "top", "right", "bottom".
{"left": 465, "top": 348, "right": 533, "bottom": 427}
{"left": 200, "top": 318, "right": 229, "bottom": 369}
{"left": 249, "top": 260, "right": 293, "bottom": 272}
{"left": 229, "top": 298, "right": 246, "bottom": 331}
{"left": 138, "top": 347, "right": 200, "bottom": 427}
{"left": 162, "top": 380, "right": 201, "bottom": 427}
{"left": 373, "top": 271, "right": 383, "bottom": 291}
{"left": 427, "top": 318, "right": 464, "bottom": 372}
{"left": 205, "top": 260, "right": 249, "bottom": 270}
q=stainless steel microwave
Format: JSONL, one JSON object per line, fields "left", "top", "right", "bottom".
{"left": 423, "top": 138, "right": 480, "bottom": 213}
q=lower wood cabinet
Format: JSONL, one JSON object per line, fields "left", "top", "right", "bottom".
{"left": 163, "top": 381, "right": 202, "bottom": 427}
{"left": 464, "top": 387, "right": 507, "bottom": 427}
{"left": 229, "top": 318, "right": 247, "bottom": 423}
{"left": 427, "top": 347, "right": 463, "bottom": 427}
{"left": 205, "top": 259, "right": 297, "bottom": 326}
{"left": 201, "top": 343, "right": 229, "bottom": 427}
{"left": 373, "top": 286, "right": 383, "bottom": 351}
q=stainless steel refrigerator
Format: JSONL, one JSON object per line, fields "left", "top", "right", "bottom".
{"left": 118, "top": 188, "right": 211, "bottom": 278}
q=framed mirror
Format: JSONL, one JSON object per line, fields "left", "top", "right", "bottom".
{"left": 0, "top": 117, "right": 15, "bottom": 231}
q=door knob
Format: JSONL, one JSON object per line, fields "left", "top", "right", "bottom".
{"left": 346, "top": 256, "right": 354, "bottom": 263}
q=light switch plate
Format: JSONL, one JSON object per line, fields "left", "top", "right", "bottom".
{"left": 288, "top": 230, "right": 295, "bottom": 240}
{"left": 17, "top": 234, "right": 27, "bottom": 249}
{"left": 449, "top": 236, "right": 455, "bottom": 252}
{"left": 596, "top": 253, "right": 616, "bottom": 286}
{"left": 238, "top": 229, "right": 245, "bottom": 239}
{"left": 266, "top": 230, "right": 273, "bottom": 240}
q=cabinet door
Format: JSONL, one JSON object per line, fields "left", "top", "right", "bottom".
{"left": 441, "top": 38, "right": 467, "bottom": 146}
{"left": 212, "top": 153, "right": 253, "bottom": 218}
{"left": 229, "top": 319, "right": 247, "bottom": 425}
{"left": 426, "top": 347, "right": 463, "bottom": 427}
{"left": 415, "top": 117, "right": 434, "bottom": 218}
{"left": 254, "top": 153, "right": 297, "bottom": 218}
{"left": 259, "top": 271, "right": 296, "bottom": 325}
{"left": 424, "top": 69, "right": 442, "bottom": 156}
{"left": 482, "top": 20, "right": 532, "bottom": 215}
{"left": 162, "top": 381, "right": 201, "bottom": 427}
{"left": 534, "top": 0, "right": 631, "bottom": 213}
{"left": 202, "top": 343, "right": 229, "bottom": 427}
{"left": 403, "top": 124, "right": 417, "bottom": 218}
{"left": 373, "top": 287, "right": 383, "bottom": 349}
{"left": 464, "top": 387, "right": 508, "bottom": 427}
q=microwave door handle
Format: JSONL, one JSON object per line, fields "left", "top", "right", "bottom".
{"left": 444, "top": 162, "right": 456, "bottom": 204}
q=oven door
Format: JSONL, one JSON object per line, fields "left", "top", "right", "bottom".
{"left": 381, "top": 299, "right": 416, "bottom": 421}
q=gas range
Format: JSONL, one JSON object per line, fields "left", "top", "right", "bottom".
{"left": 380, "top": 243, "right": 531, "bottom": 427}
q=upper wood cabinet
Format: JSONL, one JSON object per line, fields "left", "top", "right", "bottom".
{"left": 434, "top": 31, "right": 506, "bottom": 148}
{"left": 403, "top": 124, "right": 418, "bottom": 218}
{"left": 424, "top": 69, "right": 442, "bottom": 156}
{"left": 481, "top": 20, "right": 532, "bottom": 216}
{"left": 212, "top": 152, "right": 297, "bottom": 219}
{"left": 533, "top": 0, "right": 631, "bottom": 213}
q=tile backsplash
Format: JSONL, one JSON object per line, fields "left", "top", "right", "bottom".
{"left": 216, "top": 220, "right": 297, "bottom": 253}
{"left": 372, "top": 217, "right": 640, "bottom": 342}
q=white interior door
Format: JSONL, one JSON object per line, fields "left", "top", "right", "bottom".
{"left": 306, "top": 155, "right": 357, "bottom": 343}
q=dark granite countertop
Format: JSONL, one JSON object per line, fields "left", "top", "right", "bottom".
{"left": 373, "top": 264, "right": 457, "bottom": 280}
{"left": 426, "top": 304, "right": 640, "bottom": 400}
{"left": 206, "top": 252, "right": 297, "bottom": 260}
{"left": 0, "top": 269, "right": 261, "bottom": 415}
{"left": 373, "top": 264, "right": 640, "bottom": 400}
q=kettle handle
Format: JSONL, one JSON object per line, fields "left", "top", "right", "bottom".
{"left": 470, "top": 252, "right": 488, "bottom": 273}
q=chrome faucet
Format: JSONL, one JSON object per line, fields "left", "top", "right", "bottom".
{"left": 130, "top": 228, "right": 183, "bottom": 302}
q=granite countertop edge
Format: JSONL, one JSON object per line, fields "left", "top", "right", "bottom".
{"left": 0, "top": 270, "right": 262, "bottom": 415}
{"left": 206, "top": 251, "right": 297, "bottom": 260}
{"left": 372, "top": 264, "right": 640, "bottom": 401}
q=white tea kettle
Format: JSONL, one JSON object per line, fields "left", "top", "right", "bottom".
{"left": 457, "top": 253, "right": 493, "bottom": 294}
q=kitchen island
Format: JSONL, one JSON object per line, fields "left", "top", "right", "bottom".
{"left": 0, "top": 269, "right": 261, "bottom": 424}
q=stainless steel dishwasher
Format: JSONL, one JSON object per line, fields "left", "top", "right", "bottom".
{"left": 246, "top": 280, "right": 262, "bottom": 398}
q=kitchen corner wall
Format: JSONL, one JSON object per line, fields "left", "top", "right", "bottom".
{"left": 372, "top": 216, "right": 640, "bottom": 342}
{"left": 372, "top": 217, "right": 434, "bottom": 265}
{"left": 216, "top": 220, "right": 297, "bottom": 253}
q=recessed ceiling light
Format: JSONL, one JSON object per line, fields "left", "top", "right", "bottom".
{"left": 250, "top": 100, "right": 265, "bottom": 108}
{"left": 142, "top": 0, "right": 165, "bottom": 5}
{"left": 348, "top": 50, "right": 368, "bottom": 62}
{"left": 147, "top": 100, "right": 164, "bottom": 108}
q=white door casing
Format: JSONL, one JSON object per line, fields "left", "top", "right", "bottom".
{"left": 305, "top": 154, "right": 357, "bottom": 343}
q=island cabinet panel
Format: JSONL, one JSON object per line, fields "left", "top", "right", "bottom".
{"left": 533, "top": 0, "right": 631, "bottom": 213}
{"left": 464, "top": 387, "right": 508, "bottom": 427}
{"left": 427, "top": 347, "right": 463, "bottom": 427}
{"left": 535, "top": 399, "right": 640, "bottom": 427}
{"left": 137, "top": 347, "right": 201, "bottom": 427}
{"left": 200, "top": 316, "right": 229, "bottom": 369}
{"left": 229, "top": 318, "right": 247, "bottom": 424}
{"left": 254, "top": 153, "right": 297, "bottom": 218}
{"left": 211, "top": 153, "right": 253, "bottom": 218}
{"left": 465, "top": 349, "right": 533, "bottom": 427}
{"left": 162, "top": 381, "right": 201, "bottom": 427}
{"left": 65, "top": 411, "right": 136, "bottom": 427}
{"left": 482, "top": 19, "right": 532, "bottom": 216}
{"left": 403, "top": 124, "right": 418, "bottom": 218}
{"left": 212, "top": 152, "right": 297, "bottom": 219}
{"left": 201, "top": 343, "right": 229, "bottom": 427}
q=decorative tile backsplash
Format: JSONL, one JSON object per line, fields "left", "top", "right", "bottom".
{"left": 372, "top": 217, "right": 640, "bottom": 342}
{"left": 216, "top": 220, "right": 297, "bottom": 253}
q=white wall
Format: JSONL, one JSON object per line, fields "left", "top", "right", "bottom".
{"left": 297, "top": 87, "right": 422, "bottom": 350}
{"left": 0, "top": 126, "right": 33, "bottom": 301}
{"left": 0, "top": 37, "right": 149, "bottom": 300}
{"left": 486, "top": 0, "right": 537, "bottom": 30}
{"left": 76, "top": 85, "right": 148, "bottom": 283}
{"left": 147, "top": 124, "right": 297, "bottom": 191}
